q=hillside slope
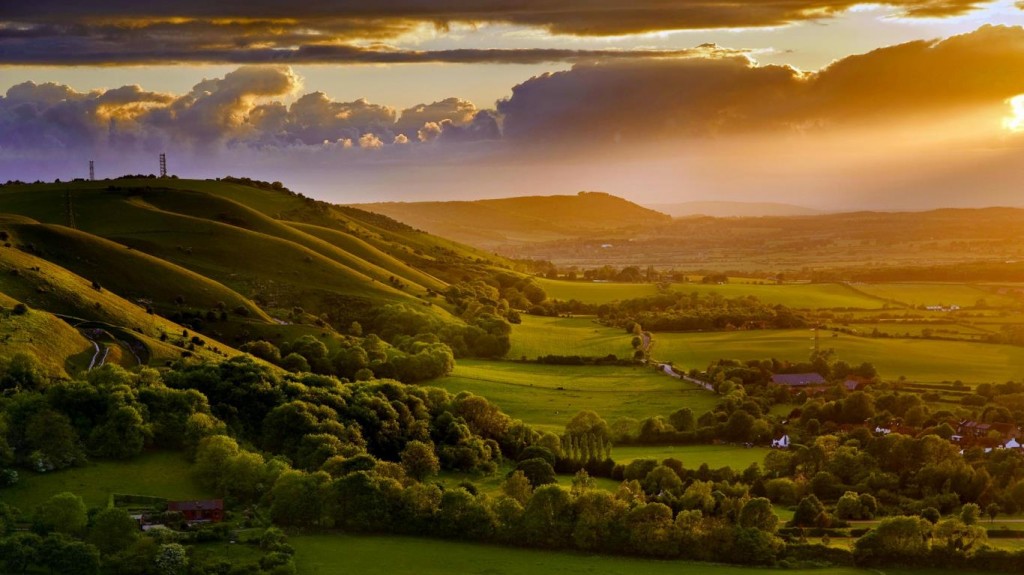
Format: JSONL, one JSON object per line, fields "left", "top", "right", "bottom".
{"left": 354, "top": 191, "right": 672, "bottom": 249}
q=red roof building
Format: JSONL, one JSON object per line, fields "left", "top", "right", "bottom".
{"left": 167, "top": 499, "right": 224, "bottom": 523}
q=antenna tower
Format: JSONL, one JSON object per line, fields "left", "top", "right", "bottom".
{"left": 89, "top": 161, "right": 95, "bottom": 181}
{"left": 159, "top": 153, "right": 167, "bottom": 178}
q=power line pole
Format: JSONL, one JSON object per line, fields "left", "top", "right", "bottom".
{"left": 159, "top": 153, "right": 167, "bottom": 178}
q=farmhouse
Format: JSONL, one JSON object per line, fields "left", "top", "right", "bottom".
{"left": 167, "top": 499, "right": 224, "bottom": 523}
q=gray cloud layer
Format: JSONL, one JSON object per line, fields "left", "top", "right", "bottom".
{"left": 3, "top": 26, "right": 1024, "bottom": 168}
{"left": 0, "top": 0, "right": 1005, "bottom": 66}
{"left": 498, "top": 25, "right": 1024, "bottom": 143}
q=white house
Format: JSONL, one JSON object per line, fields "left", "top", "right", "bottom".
{"left": 1005, "top": 438, "right": 1022, "bottom": 449}
{"left": 771, "top": 434, "right": 790, "bottom": 449}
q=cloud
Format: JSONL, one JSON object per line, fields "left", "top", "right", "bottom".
{"left": 0, "top": 0, "right": 1001, "bottom": 66}
{"left": 498, "top": 25, "right": 1024, "bottom": 144}
{"left": 358, "top": 133, "right": 385, "bottom": 149}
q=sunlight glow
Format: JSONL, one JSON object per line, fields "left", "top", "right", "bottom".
{"left": 1003, "top": 94, "right": 1024, "bottom": 132}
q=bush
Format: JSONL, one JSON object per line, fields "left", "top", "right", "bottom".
{"left": 12, "top": 303, "right": 28, "bottom": 315}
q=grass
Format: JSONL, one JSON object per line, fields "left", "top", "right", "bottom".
{"left": 0, "top": 451, "right": 210, "bottom": 511}
{"left": 0, "top": 243, "right": 242, "bottom": 365}
{"left": 851, "top": 282, "right": 1021, "bottom": 309}
{"left": 291, "top": 533, "right": 876, "bottom": 575}
{"left": 431, "top": 360, "right": 720, "bottom": 433}
{"left": 535, "top": 278, "right": 885, "bottom": 309}
{"left": 653, "top": 330, "right": 1024, "bottom": 383}
{"left": 0, "top": 292, "right": 92, "bottom": 377}
{"left": 508, "top": 315, "right": 634, "bottom": 360}
{"left": 612, "top": 445, "right": 770, "bottom": 470}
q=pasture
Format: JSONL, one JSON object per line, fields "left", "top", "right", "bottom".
{"left": 850, "top": 282, "right": 1021, "bottom": 309}
{"left": 508, "top": 315, "right": 633, "bottom": 360}
{"left": 536, "top": 278, "right": 887, "bottom": 309}
{"left": 0, "top": 451, "right": 209, "bottom": 511}
{"left": 432, "top": 360, "right": 720, "bottom": 433}
{"left": 612, "top": 444, "right": 770, "bottom": 470}
{"left": 653, "top": 330, "right": 1024, "bottom": 384}
{"left": 291, "top": 534, "right": 877, "bottom": 575}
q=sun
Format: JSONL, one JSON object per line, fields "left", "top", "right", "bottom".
{"left": 1002, "top": 94, "right": 1024, "bottom": 133}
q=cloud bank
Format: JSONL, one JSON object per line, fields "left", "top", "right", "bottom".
{"left": 0, "top": 0, "right": 1009, "bottom": 65}
{"left": 3, "top": 26, "right": 1024, "bottom": 209}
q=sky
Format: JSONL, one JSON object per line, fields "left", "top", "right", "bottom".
{"left": 3, "top": 1, "right": 1024, "bottom": 210}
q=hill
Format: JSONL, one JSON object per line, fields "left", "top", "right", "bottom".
{"left": 502, "top": 207, "right": 1024, "bottom": 274}
{"left": 354, "top": 191, "right": 672, "bottom": 249}
{"left": 0, "top": 176, "right": 526, "bottom": 375}
{"left": 646, "top": 201, "right": 820, "bottom": 217}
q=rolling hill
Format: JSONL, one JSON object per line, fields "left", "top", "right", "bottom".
{"left": 354, "top": 191, "right": 672, "bottom": 249}
{"left": 0, "top": 176, "right": 522, "bottom": 376}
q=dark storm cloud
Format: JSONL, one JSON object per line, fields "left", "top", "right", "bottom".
{"left": 498, "top": 25, "right": 1024, "bottom": 143}
{"left": 0, "top": 1, "right": 1000, "bottom": 65}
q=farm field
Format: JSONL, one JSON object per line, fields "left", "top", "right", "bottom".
{"left": 850, "top": 282, "right": 1022, "bottom": 309}
{"left": 508, "top": 315, "right": 633, "bottom": 359}
{"left": 431, "top": 360, "right": 719, "bottom": 433}
{"left": 0, "top": 451, "right": 208, "bottom": 511}
{"left": 535, "top": 278, "right": 886, "bottom": 309}
{"left": 291, "top": 534, "right": 876, "bottom": 575}
{"left": 653, "top": 330, "right": 1024, "bottom": 383}
{"left": 612, "top": 444, "right": 770, "bottom": 470}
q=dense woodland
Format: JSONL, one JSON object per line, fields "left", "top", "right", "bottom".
{"left": 2, "top": 340, "right": 1024, "bottom": 573}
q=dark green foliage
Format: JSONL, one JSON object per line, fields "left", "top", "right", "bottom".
{"left": 514, "top": 458, "right": 557, "bottom": 487}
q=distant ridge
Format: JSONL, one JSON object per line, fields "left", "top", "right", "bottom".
{"left": 648, "top": 201, "right": 821, "bottom": 217}
{"left": 354, "top": 192, "right": 671, "bottom": 249}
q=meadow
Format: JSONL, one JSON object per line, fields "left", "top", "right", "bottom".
{"left": 535, "top": 278, "right": 886, "bottom": 309}
{"left": 290, "top": 534, "right": 974, "bottom": 575}
{"left": 850, "top": 282, "right": 1022, "bottom": 309}
{"left": 612, "top": 444, "right": 770, "bottom": 470}
{"left": 432, "top": 360, "right": 720, "bottom": 433}
{"left": 653, "top": 329, "right": 1024, "bottom": 383}
{"left": 507, "top": 315, "right": 633, "bottom": 360}
{"left": 0, "top": 451, "right": 209, "bottom": 511}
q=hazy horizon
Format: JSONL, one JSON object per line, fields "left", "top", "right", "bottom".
{"left": 4, "top": 3, "right": 1024, "bottom": 211}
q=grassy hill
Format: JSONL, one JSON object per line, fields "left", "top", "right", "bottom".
{"left": 0, "top": 291, "right": 93, "bottom": 378}
{"left": 0, "top": 176, "right": 526, "bottom": 374}
{"left": 354, "top": 191, "right": 672, "bottom": 249}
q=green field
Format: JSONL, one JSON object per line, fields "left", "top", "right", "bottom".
{"left": 292, "top": 534, "right": 876, "bottom": 575}
{"left": 536, "top": 278, "right": 886, "bottom": 309}
{"left": 432, "top": 360, "right": 720, "bottom": 433}
{"left": 508, "top": 315, "right": 633, "bottom": 359}
{"left": 851, "top": 282, "right": 1021, "bottom": 309}
{"left": 612, "top": 445, "right": 770, "bottom": 470}
{"left": 0, "top": 451, "right": 210, "bottom": 511}
{"left": 654, "top": 330, "right": 1024, "bottom": 383}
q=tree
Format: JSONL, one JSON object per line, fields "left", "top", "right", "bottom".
{"left": 401, "top": 441, "right": 440, "bottom": 482}
{"left": 0, "top": 352, "right": 44, "bottom": 391}
{"left": 960, "top": 503, "right": 980, "bottom": 526}
{"left": 853, "top": 516, "right": 931, "bottom": 566}
{"left": 739, "top": 497, "right": 779, "bottom": 533}
{"left": 669, "top": 407, "right": 695, "bottom": 432}
{"left": 88, "top": 507, "right": 139, "bottom": 555}
{"left": 88, "top": 405, "right": 148, "bottom": 459}
{"left": 985, "top": 502, "right": 1000, "bottom": 523}
{"left": 791, "top": 495, "right": 828, "bottom": 528}
{"left": 280, "top": 353, "right": 311, "bottom": 373}
{"left": 513, "top": 458, "right": 556, "bottom": 487}
{"left": 154, "top": 543, "right": 189, "bottom": 575}
{"left": 0, "top": 532, "right": 41, "bottom": 573}
{"left": 39, "top": 535, "right": 100, "bottom": 575}
{"left": 502, "top": 470, "right": 533, "bottom": 505}
{"left": 25, "top": 409, "right": 83, "bottom": 471}
{"left": 33, "top": 492, "right": 87, "bottom": 535}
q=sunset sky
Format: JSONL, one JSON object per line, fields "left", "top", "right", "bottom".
{"left": 3, "top": 1, "right": 1024, "bottom": 210}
